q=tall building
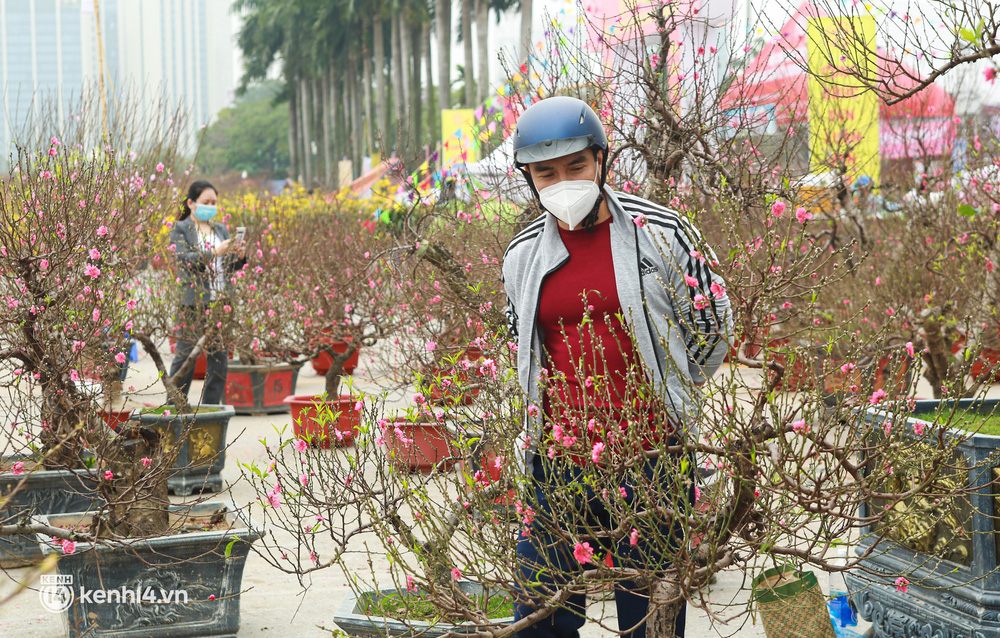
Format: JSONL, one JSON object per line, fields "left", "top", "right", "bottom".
{"left": 0, "top": 0, "right": 234, "bottom": 160}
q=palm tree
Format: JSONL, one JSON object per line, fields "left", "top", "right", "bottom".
{"left": 436, "top": 0, "right": 452, "bottom": 112}
{"left": 461, "top": 0, "right": 475, "bottom": 106}
{"left": 474, "top": 0, "right": 489, "bottom": 106}
{"left": 519, "top": 0, "right": 532, "bottom": 64}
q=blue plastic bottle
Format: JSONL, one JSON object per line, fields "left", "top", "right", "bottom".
{"left": 828, "top": 546, "right": 858, "bottom": 631}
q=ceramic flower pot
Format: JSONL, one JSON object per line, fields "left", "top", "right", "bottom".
{"left": 128, "top": 405, "right": 234, "bottom": 497}
{"left": 310, "top": 339, "right": 361, "bottom": 376}
{"left": 224, "top": 360, "right": 303, "bottom": 415}
{"left": 382, "top": 419, "right": 457, "bottom": 472}
{"left": 284, "top": 394, "right": 360, "bottom": 448}
{"left": 333, "top": 581, "right": 513, "bottom": 637}
{"left": 36, "top": 500, "right": 260, "bottom": 638}
{"left": 850, "top": 398, "right": 1000, "bottom": 637}
{"left": 0, "top": 458, "right": 101, "bottom": 568}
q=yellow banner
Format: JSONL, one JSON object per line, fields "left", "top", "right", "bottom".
{"left": 806, "top": 16, "right": 880, "bottom": 186}
{"left": 441, "top": 109, "right": 479, "bottom": 168}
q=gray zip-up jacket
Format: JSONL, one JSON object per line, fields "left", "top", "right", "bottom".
{"left": 170, "top": 217, "right": 246, "bottom": 306}
{"left": 501, "top": 186, "right": 734, "bottom": 471}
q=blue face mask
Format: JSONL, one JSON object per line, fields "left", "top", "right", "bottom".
{"left": 192, "top": 204, "right": 217, "bottom": 222}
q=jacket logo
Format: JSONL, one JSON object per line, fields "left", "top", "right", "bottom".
{"left": 639, "top": 257, "right": 659, "bottom": 276}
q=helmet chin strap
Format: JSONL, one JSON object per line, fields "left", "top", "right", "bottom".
{"left": 580, "top": 193, "right": 604, "bottom": 232}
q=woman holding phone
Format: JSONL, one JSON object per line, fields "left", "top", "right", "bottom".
{"left": 168, "top": 180, "right": 247, "bottom": 405}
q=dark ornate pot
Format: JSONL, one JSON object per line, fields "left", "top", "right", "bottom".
{"left": 848, "top": 398, "right": 1000, "bottom": 637}
{"left": 36, "top": 500, "right": 260, "bottom": 638}
{"left": 333, "top": 581, "right": 513, "bottom": 637}
{"left": 0, "top": 459, "right": 101, "bottom": 568}
{"left": 129, "top": 405, "right": 234, "bottom": 497}
{"left": 224, "top": 360, "right": 302, "bottom": 415}
{"left": 284, "top": 394, "right": 359, "bottom": 448}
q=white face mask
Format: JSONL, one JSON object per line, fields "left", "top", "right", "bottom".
{"left": 538, "top": 176, "right": 601, "bottom": 231}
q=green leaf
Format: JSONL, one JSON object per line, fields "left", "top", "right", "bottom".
{"left": 225, "top": 537, "right": 238, "bottom": 558}
{"left": 959, "top": 28, "right": 978, "bottom": 44}
{"left": 957, "top": 204, "right": 978, "bottom": 217}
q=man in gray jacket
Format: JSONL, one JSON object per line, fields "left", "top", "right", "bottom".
{"left": 502, "top": 96, "right": 733, "bottom": 638}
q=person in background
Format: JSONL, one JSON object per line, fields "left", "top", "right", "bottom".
{"left": 852, "top": 175, "right": 884, "bottom": 217}
{"left": 169, "top": 180, "right": 246, "bottom": 405}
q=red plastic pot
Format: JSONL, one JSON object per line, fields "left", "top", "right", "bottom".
{"left": 284, "top": 394, "right": 359, "bottom": 448}
{"left": 425, "top": 368, "right": 480, "bottom": 406}
{"left": 456, "top": 447, "right": 515, "bottom": 504}
{"left": 951, "top": 334, "right": 1000, "bottom": 383}
{"left": 382, "top": 419, "right": 456, "bottom": 472}
{"left": 311, "top": 339, "right": 361, "bottom": 377}
{"left": 100, "top": 409, "right": 133, "bottom": 431}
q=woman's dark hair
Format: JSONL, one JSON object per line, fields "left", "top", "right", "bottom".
{"left": 178, "top": 180, "right": 218, "bottom": 220}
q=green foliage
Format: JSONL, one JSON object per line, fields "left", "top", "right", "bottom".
{"left": 197, "top": 81, "right": 289, "bottom": 178}
{"left": 360, "top": 590, "right": 513, "bottom": 622}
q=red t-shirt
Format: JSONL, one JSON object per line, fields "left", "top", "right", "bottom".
{"left": 537, "top": 217, "right": 651, "bottom": 460}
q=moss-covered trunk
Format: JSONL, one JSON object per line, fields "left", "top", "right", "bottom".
{"left": 103, "top": 423, "right": 170, "bottom": 537}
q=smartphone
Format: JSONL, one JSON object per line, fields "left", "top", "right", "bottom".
{"left": 234, "top": 227, "right": 246, "bottom": 242}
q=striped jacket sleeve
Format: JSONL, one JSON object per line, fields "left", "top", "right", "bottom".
{"left": 663, "top": 216, "right": 732, "bottom": 383}
{"left": 500, "top": 269, "right": 518, "bottom": 340}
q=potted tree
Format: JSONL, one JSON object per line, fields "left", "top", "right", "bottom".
{"left": 33, "top": 499, "right": 260, "bottom": 638}
{"left": 228, "top": 196, "right": 397, "bottom": 447}
{"left": 0, "top": 119, "right": 181, "bottom": 566}
{"left": 126, "top": 254, "right": 246, "bottom": 497}
{"left": 0, "top": 101, "right": 262, "bottom": 636}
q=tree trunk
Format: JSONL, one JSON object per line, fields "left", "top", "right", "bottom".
{"left": 423, "top": 21, "right": 438, "bottom": 146}
{"left": 920, "top": 306, "right": 950, "bottom": 400}
{"left": 645, "top": 579, "right": 684, "bottom": 637}
{"left": 362, "top": 16, "right": 376, "bottom": 158}
{"left": 106, "top": 424, "right": 171, "bottom": 538}
{"left": 311, "top": 76, "right": 324, "bottom": 185}
{"left": 398, "top": 13, "right": 413, "bottom": 151}
{"left": 288, "top": 85, "right": 299, "bottom": 182}
{"left": 475, "top": 0, "right": 489, "bottom": 106}
{"left": 436, "top": 0, "right": 452, "bottom": 112}
{"left": 321, "top": 67, "right": 333, "bottom": 188}
{"left": 520, "top": 0, "right": 532, "bottom": 64}
{"left": 299, "top": 77, "right": 314, "bottom": 188}
{"left": 391, "top": 13, "right": 406, "bottom": 153}
{"left": 373, "top": 16, "right": 388, "bottom": 153}
{"left": 352, "top": 56, "right": 365, "bottom": 178}
{"left": 461, "top": 0, "right": 475, "bottom": 106}
{"left": 412, "top": 24, "right": 424, "bottom": 150}
{"left": 329, "top": 64, "right": 342, "bottom": 189}
{"left": 343, "top": 58, "right": 356, "bottom": 180}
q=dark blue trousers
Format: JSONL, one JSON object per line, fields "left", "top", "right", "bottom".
{"left": 514, "top": 453, "right": 689, "bottom": 638}
{"left": 169, "top": 305, "right": 228, "bottom": 405}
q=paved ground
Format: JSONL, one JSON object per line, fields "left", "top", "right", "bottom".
{"left": 0, "top": 348, "right": 898, "bottom": 637}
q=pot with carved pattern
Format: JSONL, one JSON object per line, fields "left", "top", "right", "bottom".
{"left": 128, "top": 405, "right": 234, "bottom": 497}
{"left": 0, "top": 458, "right": 102, "bottom": 568}
{"left": 849, "top": 398, "right": 1000, "bottom": 637}
{"left": 224, "top": 359, "right": 303, "bottom": 415}
{"left": 36, "top": 499, "right": 260, "bottom": 638}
